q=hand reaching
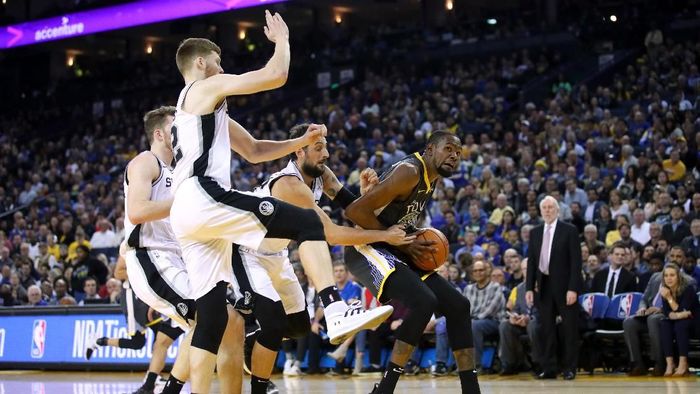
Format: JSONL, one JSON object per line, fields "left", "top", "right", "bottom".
{"left": 359, "top": 168, "right": 379, "bottom": 195}
{"left": 301, "top": 123, "right": 326, "bottom": 146}
{"left": 383, "top": 224, "right": 416, "bottom": 246}
{"left": 263, "top": 10, "right": 289, "bottom": 43}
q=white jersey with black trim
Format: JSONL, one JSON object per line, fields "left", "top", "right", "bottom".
{"left": 251, "top": 160, "right": 324, "bottom": 254}
{"left": 124, "top": 152, "right": 180, "bottom": 253}
{"left": 171, "top": 81, "right": 231, "bottom": 191}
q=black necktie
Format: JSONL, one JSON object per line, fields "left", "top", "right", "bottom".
{"left": 607, "top": 271, "right": 616, "bottom": 298}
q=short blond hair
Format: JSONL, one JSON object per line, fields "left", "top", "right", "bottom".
{"left": 175, "top": 38, "right": 221, "bottom": 75}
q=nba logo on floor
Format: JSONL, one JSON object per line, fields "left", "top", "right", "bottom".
{"left": 31, "top": 319, "right": 47, "bottom": 358}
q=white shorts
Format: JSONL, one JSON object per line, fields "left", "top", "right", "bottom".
{"left": 232, "top": 246, "right": 306, "bottom": 315}
{"left": 170, "top": 177, "right": 280, "bottom": 300}
{"left": 125, "top": 248, "right": 193, "bottom": 329}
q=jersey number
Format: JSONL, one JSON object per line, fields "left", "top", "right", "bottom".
{"left": 171, "top": 125, "right": 183, "bottom": 163}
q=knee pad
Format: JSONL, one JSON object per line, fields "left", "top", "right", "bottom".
{"left": 119, "top": 331, "right": 146, "bottom": 349}
{"left": 191, "top": 281, "right": 229, "bottom": 354}
{"left": 254, "top": 297, "right": 287, "bottom": 350}
{"left": 285, "top": 310, "right": 311, "bottom": 339}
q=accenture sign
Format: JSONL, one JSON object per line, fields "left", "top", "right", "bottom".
{"left": 1, "top": 0, "right": 286, "bottom": 50}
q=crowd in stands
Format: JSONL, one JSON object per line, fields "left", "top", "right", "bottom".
{"left": 1, "top": 13, "right": 700, "bottom": 377}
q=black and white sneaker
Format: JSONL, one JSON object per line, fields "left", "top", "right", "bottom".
{"left": 85, "top": 333, "right": 98, "bottom": 360}
{"left": 326, "top": 301, "right": 393, "bottom": 345}
{"left": 266, "top": 381, "right": 279, "bottom": 394}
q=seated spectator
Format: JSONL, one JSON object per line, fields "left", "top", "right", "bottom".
{"left": 439, "top": 211, "right": 461, "bottom": 247}
{"left": 51, "top": 277, "right": 69, "bottom": 305}
{"left": 26, "top": 285, "right": 48, "bottom": 306}
{"left": 39, "top": 279, "right": 55, "bottom": 304}
{"left": 496, "top": 208, "right": 518, "bottom": 237}
{"left": 69, "top": 245, "right": 108, "bottom": 302}
{"left": 78, "top": 277, "right": 101, "bottom": 305}
{"left": 592, "top": 243, "right": 637, "bottom": 297}
{"left": 680, "top": 219, "right": 700, "bottom": 259}
{"left": 90, "top": 219, "right": 120, "bottom": 249}
{"left": 499, "top": 258, "right": 540, "bottom": 375}
{"left": 631, "top": 208, "right": 651, "bottom": 246}
{"left": 637, "top": 253, "right": 664, "bottom": 293}
{"left": 658, "top": 263, "right": 700, "bottom": 377}
{"left": 583, "top": 255, "right": 602, "bottom": 293}
{"left": 454, "top": 230, "right": 484, "bottom": 263}
{"left": 0, "top": 282, "right": 20, "bottom": 306}
{"left": 582, "top": 224, "right": 605, "bottom": 254}
{"left": 504, "top": 250, "right": 524, "bottom": 290}
{"left": 462, "top": 260, "right": 505, "bottom": 371}
{"left": 662, "top": 203, "right": 691, "bottom": 247}
{"left": 595, "top": 205, "right": 616, "bottom": 244}
{"left": 67, "top": 230, "right": 91, "bottom": 263}
{"left": 103, "top": 278, "right": 122, "bottom": 304}
{"left": 9, "top": 272, "right": 27, "bottom": 304}
{"left": 447, "top": 264, "right": 467, "bottom": 292}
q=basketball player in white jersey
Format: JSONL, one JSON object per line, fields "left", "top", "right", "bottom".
{"left": 86, "top": 243, "right": 183, "bottom": 394}
{"left": 169, "top": 11, "right": 393, "bottom": 393}
{"left": 122, "top": 106, "right": 243, "bottom": 394}
{"left": 235, "top": 123, "right": 412, "bottom": 393}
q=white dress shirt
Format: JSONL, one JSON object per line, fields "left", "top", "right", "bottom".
{"left": 540, "top": 219, "right": 558, "bottom": 274}
{"left": 605, "top": 266, "right": 622, "bottom": 296}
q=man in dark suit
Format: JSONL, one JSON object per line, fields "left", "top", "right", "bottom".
{"left": 592, "top": 242, "right": 638, "bottom": 296}
{"left": 526, "top": 196, "right": 582, "bottom": 380}
{"left": 661, "top": 203, "right": 691, "bottom": 247}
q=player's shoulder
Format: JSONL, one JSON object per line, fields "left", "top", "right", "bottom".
{"left": 127, "top": 152, "right": 160, "bottom": 176}
{"left": 272, "top": 173, "right": 304, "bottom": 189}
{"left": 386, "top": 161, "right": 421, "bottom": 185}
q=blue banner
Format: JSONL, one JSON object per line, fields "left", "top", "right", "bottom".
{"left": 0, "top": 312, "right": 183, "bottom": 364}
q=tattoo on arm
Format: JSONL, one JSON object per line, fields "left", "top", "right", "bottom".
{"left": 327, "top": 188, "right": 337, "bottom": 198}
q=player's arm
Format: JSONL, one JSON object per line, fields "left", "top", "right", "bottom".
{"left": 272, "top": 177, "right": 412, "bottom": 246}
{"left": 198, "top": 11, "right": 289, "bottom": 102}
{"left": 114, "top": 255, "right": 128, "bottom": 281}
{"left": 126, "top": 153, "right": 173, "bottom": 224}
{"left": 344, "top": 164, "right": 420, "bottom": 230}
{"left": 229, "top": 119, "right": 325, "bottom": 163}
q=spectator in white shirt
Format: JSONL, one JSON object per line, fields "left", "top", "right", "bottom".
{"left": 90, "top": 219, "right": 119, "bottom": 248}
{"left": 631, "top": 208, "right": 651, "bottom": 246}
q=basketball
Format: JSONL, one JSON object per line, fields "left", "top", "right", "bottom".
{"left": 413, "top": 228, "right": 449, "bottom": 271}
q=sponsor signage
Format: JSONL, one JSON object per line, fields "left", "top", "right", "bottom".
{"left": 0, "top": 313, "right": 182, "bottom": 364}
{"left": 1, "top": 0, "right": 287, "bottom": 50}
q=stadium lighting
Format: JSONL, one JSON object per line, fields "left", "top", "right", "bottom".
{"left": 487, "top": 18, "right": 497, "bottom": 25}
{"left": 145, "top": 43, "right": 152, "bottom": 54}
{"left": 335, "top": 13, "right": 342, "bottom": 24}
{"left": 445, "top": 0, "right": 453, "bottom": 11}
{"left": 67, "top": 54, "right": 74, "bottom": 66}
{"left": 238, "top": 28, "right": 246, "bottom": 40}
{"left": 610, "top": 15, "right": 617, "bottom": 22}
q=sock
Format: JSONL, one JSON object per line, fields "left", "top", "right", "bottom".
{"left": 96, "top": 337, "right": 108, "bottom": 346}
{"left": 318, "top": 286, "right": 342, "bottom": 308}
{"left": 458, "top": 369, "right": 481, "bottom": 394}
{"left": 251, "top": 375, "right": 269, "bottom": 394}
{"left": 161, "top": 375, "right": 185, "bottom": 394}
{"left": 142, "top": 371, "right": 159, "bottom": 390}
{"left": 376, "top": 362, "right": 404, "bottom": 393}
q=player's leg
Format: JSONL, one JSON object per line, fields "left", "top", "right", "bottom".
{"left": 220, "top": 192, "right": 393, "bottom": 344}
{"left": 370, "top": 263, "right": 437, "bottom": 394}
{"left": 134, "top": 324, "right": 182, "bottom": 394}
{"left": 217, "top": 304, "right": 245, "bottom": 394}
{"left": 233, "top": 249, "right": 303, "bottom": 393}
{"left": 161, "top": 329, "right": 192, "bottom": 394}
{"left": 423, "top": 273, "right": 480, "bottom": 394}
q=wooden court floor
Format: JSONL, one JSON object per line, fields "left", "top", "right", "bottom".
{"left": 0, "top": 370, "right": 698, "bottom": 393}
